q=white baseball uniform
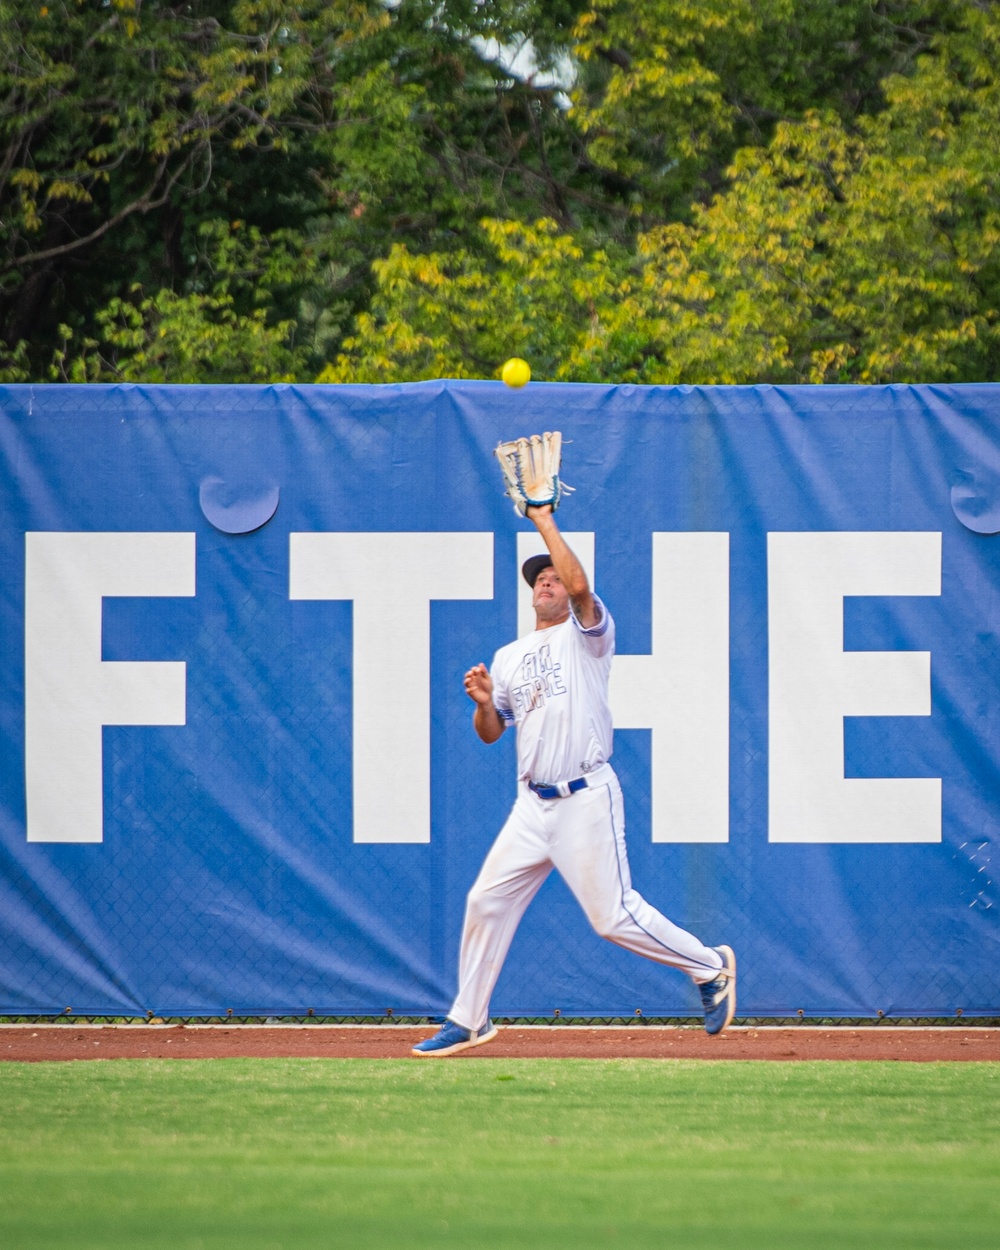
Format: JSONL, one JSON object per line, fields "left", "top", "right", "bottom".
{"left": 449, "top": 593, "right": 724, "bottom": 1031}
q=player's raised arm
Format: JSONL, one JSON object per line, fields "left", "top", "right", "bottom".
{"left": 464, "top": 663, "right": 505, "bottom": 744}
{"left": 525, "top": 504, "right": 597, "bottom": 628}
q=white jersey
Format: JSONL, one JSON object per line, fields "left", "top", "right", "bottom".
{"left": 491, "top": 595, "right": 615, "bottom": 785}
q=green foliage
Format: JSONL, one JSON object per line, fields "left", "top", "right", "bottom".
{"left": 332, "top": 2, "right": 1000, "bottom": 385}
{"left": 53, "top": 288, "right": 300, "bottom": 383}
{"left": 633, "top": 4, "right": 1000, "bottom": 383}
{"left": 3, "top": 0, "right": 1000, "bottom": 384}
{"left": 569, "top": 0, "right": 952, "bottom": 213}
{"left": 0, "top": 0, "right": 376, "bottom": 375}
{"left": 54, "top": 217, "right": 310, "bottom": 381}
{"left": 318, "top": 218, "right": 638, "bottom": 383}
{"left": 0, "top": 335, "right": 29, "bottom": 382}
{"left": 1, "top": 0, "right": 595, "bottom": 379}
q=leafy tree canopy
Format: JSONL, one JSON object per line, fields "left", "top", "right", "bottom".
{"left": 1, "top": 0, "right": 995, "bottom": 384}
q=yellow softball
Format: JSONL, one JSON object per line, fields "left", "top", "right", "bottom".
{"left": 501, "top": 357, "right": 531, "bottom": 388}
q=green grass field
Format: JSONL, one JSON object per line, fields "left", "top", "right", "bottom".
{"left": 0, "top": 1058, "right": 997, "bottom": 1249}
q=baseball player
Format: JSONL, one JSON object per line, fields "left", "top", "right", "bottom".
{"left": 413, "top": 503, "right": 736, "bottom": 1056}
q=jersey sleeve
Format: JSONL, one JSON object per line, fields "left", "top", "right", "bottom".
{"left": 570, "top": 593, "right": 615, "bottom": 657}
{"left": 490, "top": 655, "right": 516, "bottom": 724}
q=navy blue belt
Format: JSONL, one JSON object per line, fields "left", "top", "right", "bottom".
{"left": 528, "top": 776, "right": 590, "bottom": 800}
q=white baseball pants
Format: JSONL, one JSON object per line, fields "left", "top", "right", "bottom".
{"left": 449, "top": 764, "right": 724, "bottom": 1031}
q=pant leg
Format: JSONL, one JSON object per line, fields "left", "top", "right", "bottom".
{"left": 550, "top": 772, "right": 723, "bottom": 983}
{"left": 449, "top": 790, "right": 553, "bottom": 1031}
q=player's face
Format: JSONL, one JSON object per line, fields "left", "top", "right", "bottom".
{"left": 532, "top": 567, "right": 570, "bottom": 625}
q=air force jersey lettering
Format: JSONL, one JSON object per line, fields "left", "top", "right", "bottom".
{"left": 491, "top": 595, "right": 614, "bottom": 784}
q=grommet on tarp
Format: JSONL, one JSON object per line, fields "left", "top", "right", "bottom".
{"left": 146, "top": 1009, "right": 154, "bottom": 1021}
{"left": 951, "top": 467, "right": 1000, "bottom": 534}
{"left": 226, "top": 1008, "right": 233, "bottom": 1017}
{"left": 199, "top": 475, "right": 280, "bottom": 535}
{"left": 385, "top": 1007, "right": 393, "bottom": 1017}
{"left": 634, "top": 1008, "right": 643, "bottom": 1017}
{"left": 307, "top": 1008, "right": 315, "bottom": 1017}
{"left": 956, "top": 1007, "right": 964, "bottom": 1017}
{"left": 553, "top": 1008, "right": 561, "bottom": 1018}
{"left": 63, "top": 1006, "right": 72, "bottom": 1015}
{"left": 877, "top": 1009, "right": 885, "bottom": 1018}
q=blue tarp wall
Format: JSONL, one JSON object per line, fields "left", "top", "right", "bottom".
{"left": 0, "top": 381, "right": 997, "bottom": 1018}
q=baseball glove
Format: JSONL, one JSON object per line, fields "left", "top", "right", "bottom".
{"left": 494, "top": 431, "right": 574, "bottom": 516}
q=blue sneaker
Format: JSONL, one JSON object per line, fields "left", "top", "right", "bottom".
{"left": 699, "top": 945, "right": 736, "bottom": 1035}
{"left": 412, "top": 1018, "right": 498, "bottom": 1058}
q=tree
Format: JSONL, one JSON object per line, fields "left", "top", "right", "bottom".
{"left": 1, "top": 0, "right": 601, "bottom": 381}
{"left": 633, "top": 3, "right": 1000, "bottom": 383}
{"left": 317, "top": 217, "right": 640, "bottom": 383}
{"left": 568, "top": 0, "right": 955, "bottom": 217}
{"left": 329, "top": 1, "right": 1000, "bottom": 385}
{"left": 4, "top": 0, "right": 995, "bottom": 384}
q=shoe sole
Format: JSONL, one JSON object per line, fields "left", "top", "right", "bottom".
{"left": 411, "top": 1024, "right": 499, "bottom": 1059}
{"left": 708, "top": 944, "right": 737, "bottom": 1036}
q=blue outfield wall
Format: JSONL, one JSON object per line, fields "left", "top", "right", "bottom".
{"left": 0, "top": 380, "right": 998, "bottom": 1018}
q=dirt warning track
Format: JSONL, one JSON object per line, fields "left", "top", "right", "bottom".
{"left": 1, "top": 1025, "right": 996, "bottom": 1062}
